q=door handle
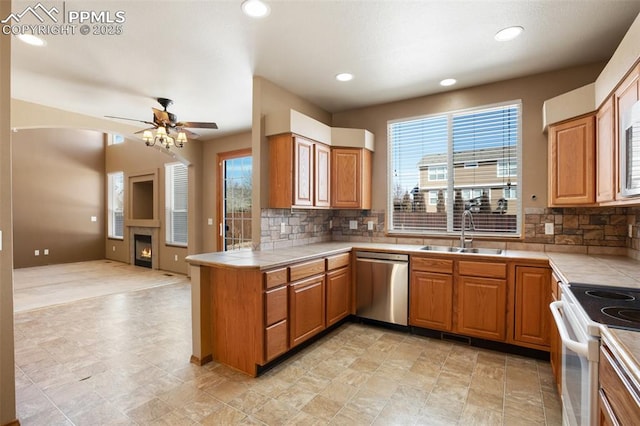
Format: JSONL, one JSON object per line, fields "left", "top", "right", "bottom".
{"left": 549, "top": 300, "right": 589, "bottom": 357}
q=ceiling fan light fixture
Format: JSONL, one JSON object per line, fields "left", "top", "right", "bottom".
{"left": 495, "top": 26, "right": 524, "bottom": 42}
{"left": 176, "top": 131, "right": 188, "bottom": 147}
{"left": 142, "top": 130, "right": 153, "bottom": 145}
{"left": 242, "top": 0, "right": 270, "bottom": 18}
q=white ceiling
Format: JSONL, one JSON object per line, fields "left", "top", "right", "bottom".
{"left": 9, "top": 0, "right": 640, "bottom": 140}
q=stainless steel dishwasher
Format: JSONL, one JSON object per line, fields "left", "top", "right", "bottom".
{"left": 355, "top": 251, "right": 409, "bottom": 326}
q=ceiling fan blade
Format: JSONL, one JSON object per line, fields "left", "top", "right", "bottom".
{"left": 134, "top": 127, "right": 157, "bottom": 135}
{"left": 176, "top": 121, "right": 218, "bottom": 129}
{"left": 105, "top": 115, "right": 156, "bottom": 126}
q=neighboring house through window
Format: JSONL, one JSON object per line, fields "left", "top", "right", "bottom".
{"left": 107, "top": 172, "right": 124, "bottom": 239}
{"left": 388, "top": 101, "right": 521, "bottom": 235}
{"left": 166, "top": 163, "right": 188, "bottom": 245}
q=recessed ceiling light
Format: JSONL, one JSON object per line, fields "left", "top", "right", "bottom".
{"left": 495, "top": 26, "right": 524, "bottom": 42}
{"left": 241, "top": 0, "right": 270, "bottom": 18}
{"left": 336, "top": 73, "right": 354, "bottom": 82}
{"left": 17, "top": 34, "right": 46, "bottom": 47}
{"left": 440, "top": 78, "right": 457, "bottom": 87}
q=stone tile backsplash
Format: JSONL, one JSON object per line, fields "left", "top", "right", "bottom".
{"left": 261, "top": 206, "right": 640, "bottom": 255}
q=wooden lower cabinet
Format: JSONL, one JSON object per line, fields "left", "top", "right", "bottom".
{"left": 514, "top": 266, "right": 551, "bottom": 348}
{"left": 599, "top": 343, "right": 640, "bottom": 425}
{"left": 289, "top": 275, "right": 326, "bottom": 347}
{"left": 409, "top": 270, "right": 453, "bottom": 331}
{"left": 326, "top": 266, "right": 351, "bottom": 327}
{"left": 265, "top": 320, "right": 288, "bottom": 362}
{"left": 456, "top": 275, "right": 507, "bottom": 341}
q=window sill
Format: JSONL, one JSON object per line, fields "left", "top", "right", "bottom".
{"left": 108, "top": 236, "right": 124, "bottom": 241}
{"left": 166, "top": 243, "right": 188, "bottom": 249}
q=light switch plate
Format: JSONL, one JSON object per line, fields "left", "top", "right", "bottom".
{"left": 208, "top": 218, "right": 213, "bottom": 225}
{"left": 367, "top": 221, "right": 374, "bottom": 231}
{"left": 629, "top": 224, "right": 634, "bottom": 238}
{"left": 281, "top": 223, "right": 286, "bottom": 233}
{"left": 34, "top": 249, "right": 40, "bottom": 256}
{"left": 44, "top": 249, "right": 49, "bottom": 255}
{"left": 545, "top": 223, "right": 554, "bottom": 235}
{"left": 91, "top": 216, "right": 97, "bottom": 222}
{"left": 349, "top": 220, "right": 358, "bottom": 230}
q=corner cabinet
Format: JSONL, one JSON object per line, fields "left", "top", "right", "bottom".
{"left": 331, "top": 147, "right": 372, "bottom": 209}
{"left": 548, "top": 114, "right": 596, "bottom": 206}
{"left": 269, "top": 133, "right": 330, "bottom": 209}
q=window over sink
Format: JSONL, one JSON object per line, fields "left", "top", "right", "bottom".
{"left": 388, "top": 101, "right": 521, "bottom": 236}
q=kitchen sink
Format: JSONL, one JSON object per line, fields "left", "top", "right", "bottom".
{"left": 420, "top": 245, "right": 460, "bottom": 252}
{"left": 458, "top": 247, "right": 504, "bottom": 255}
{"left": 420, "top": 246, "right": 503, "bottom": 255}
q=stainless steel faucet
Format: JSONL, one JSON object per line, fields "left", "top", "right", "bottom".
{"left": 460, "top": 210, "right": 475, "bottom": 249}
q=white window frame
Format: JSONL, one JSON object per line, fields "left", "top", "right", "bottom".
{"left": 107, "top": 172, "right": 124, "bottom": 239}
{"left": 165, "top": 162, "right": 188, "bottom": 246}
{"left": 497, "top": 159, "right": 517, "bottom": 177}
{"left": 503, "top": 186, "right": 517, "bottom": 200}
{"left": 388, "top": 101, "right": 521, "bottom": 236}
{"left": 428, "top": 165, "right": 447, "bottom": 181}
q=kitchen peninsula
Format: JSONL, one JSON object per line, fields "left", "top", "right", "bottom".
{"left": 186, "top": 242, "right": 552, "bottom": 376}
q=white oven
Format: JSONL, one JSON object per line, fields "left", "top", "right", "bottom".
{"left": 550, "top": 285, "right": 600, "bottom": 426}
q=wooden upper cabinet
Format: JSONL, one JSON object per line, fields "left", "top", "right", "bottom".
{"left": 597, "top": 96, "right": 616, "bottom": 203}
{"left": 315, "top": 143, "right": 331, "bottom": 207}
{"left": 331, "top": 147, "right": 372, "bottom": 209}
{"left": 548, "top": 114, "right": 596, "bottom": 206}
{"left": 294, "top": 136, "right": 314, "bottom": 207}
{"left": 268, "top": 133, "right": 331, "bottom": 209}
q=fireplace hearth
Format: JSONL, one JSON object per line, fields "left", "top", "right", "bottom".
{"left": 134, "top": 234, "right": 152, "bottom": 268}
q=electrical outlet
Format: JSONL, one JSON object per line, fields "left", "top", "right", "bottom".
{"left": 367, "top": 221, "right": 374, "bottom": 231}
{"left": 329, "top": 220, "right": 333, "bottom": 229}
{"left": 34, "top": 249, "right": 40, "bottom": 256}
{"left": 112, "top": 245, "right": 116, "bottom": 252}
{"left": 630, "top": 224, "right": 634, "bottom": 238}
{"left": 545, "top": 223, "right": 554, "bottom": 235}
{"left": 44, "top": 249, "right": 49, "bottom": 255}
{"left": 174, "top": 254, "right": 179, "bottom": 261}
{"left": 349, "top": 220, "right": 358, "bottom": 230}
{"left": 281, "top": 223, "right": 286, "bottom": 233}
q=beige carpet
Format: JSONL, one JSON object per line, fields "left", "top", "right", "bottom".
{"left": 13, "top": 259, "right": 188, "bottom": 312}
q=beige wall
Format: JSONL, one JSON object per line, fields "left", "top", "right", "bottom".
{"left": 332, "top": 62, "right": 606, "bottom": 212}
{"left": 252, "top": 76, "right": 331, "bottom": 247}
{"left": 12, "top": 128, "right": 106, "bottom": 268}
{"left": 201, "top": 132, "right": 252, "bottom": 252}
{"left": 0, "top": 0, "right": 16, "bottom": 423}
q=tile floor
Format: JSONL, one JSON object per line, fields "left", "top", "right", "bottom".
{"left": 13, "top": 262, "right": 562, "bottom": 425}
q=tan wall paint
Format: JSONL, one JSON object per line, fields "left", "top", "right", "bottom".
{"left": 201, "top": 132, "right": 252, "bottom": 253}
{"left": 332, "top": 62, "right": 606, "bottom": 212}
{"left": 12, "top": 128, "right": 106, "bottom": 268}
{"left": 252, "top": 76, "right": 331, "bottom": 247}
{"left": 0, "top": 1, "right": 16, "bottom": 423}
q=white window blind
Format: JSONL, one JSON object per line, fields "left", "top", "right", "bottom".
{"left": 166, "top": 163, "right": 188, "bottom": 245}
{"left": 107, "top": 172, "right": 124, "bottom": 238}
{"left": 388, "top": 101, "right": 521, "bottom": 235}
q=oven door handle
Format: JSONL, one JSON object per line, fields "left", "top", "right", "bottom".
{"left": 550, "top": 300, "right": 590, "bottom": 357}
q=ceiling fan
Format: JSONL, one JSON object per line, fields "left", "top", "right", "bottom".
{"left": 106, "top": 97, "right": 218, "bottom": 148}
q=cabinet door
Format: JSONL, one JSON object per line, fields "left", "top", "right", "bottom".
{"left": 289, "top": 275, "right": 326, "bottom": 347}
{"left": 326, "top": 266, "right": 351, "bottom": 327}
{"left": 315, "top": 143, "right": 331, "bottom": 207}
{"left": 514, "top": 266, "right": 550, "bottom": 347}
{"left": 409, "top": 270, "right": 453, "bottom": 331}
{"left": 331, "top": 148, "right": 372, "bottom": 209}
{"left": 597, "top": 96, "right": 616, "bottom": 203}
{"left": 294, "top": 136, "right": 314, "bottom": 207}
{"left": 456, "top": 276, "right": 507, "bottom": 341}
{"left": 549, "top": 114, "right": 596, "bottom": 206}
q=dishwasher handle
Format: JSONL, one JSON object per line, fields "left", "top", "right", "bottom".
{"left": 355, "top": 251, "right": 409, "bottom": 262}
{"left": 356, "top": 257, "right": 408, "bottom": 266}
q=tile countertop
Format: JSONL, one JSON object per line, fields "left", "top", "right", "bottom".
{"left": 547, "top": 252, "right": 640, "bottom": 289}
{"left": 184, "top": 242, "right": 550, "bottom": 270}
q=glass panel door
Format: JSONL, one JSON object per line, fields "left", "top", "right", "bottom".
{"left": 219, "top": 150, "right": 252, "bottom": 251}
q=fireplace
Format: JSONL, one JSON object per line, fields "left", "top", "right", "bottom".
{"left": 134, "top": 234, "right": 152, "bottom": 268}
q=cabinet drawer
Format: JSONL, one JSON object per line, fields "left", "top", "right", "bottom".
{"left": 599, "top": 346, "right": 640, "bottom": 424}
{"left": 264, "top": 267, "right": 287, "bottom": 289}
{"left": 412, "top": 256, "right": 453, "bottom": 274}
{"left": 265, "top": 320, "right": 288, "bottom": 362}
{"left": 265, "top": 286, "right": 287, "bottom": 326}
{"left": 458, "top": 260, "right": 506, "bottom": 278}
{"left": 289, "top": 258, "right": 325, "bottom": 281}
{"left": 327, "top": 253, "right": 350, "bottom": 271}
